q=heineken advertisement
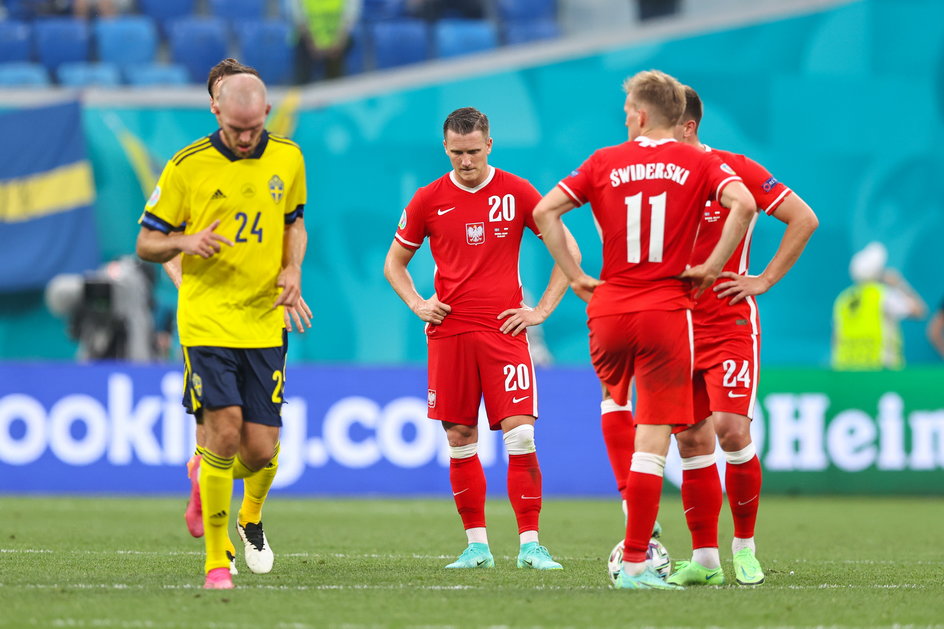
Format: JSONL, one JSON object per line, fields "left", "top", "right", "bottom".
{"left": 751, "top": 368, "right": 944, "bottom": 494}
{"left": 0, "top": 364, "right": 941, "bottom": 495}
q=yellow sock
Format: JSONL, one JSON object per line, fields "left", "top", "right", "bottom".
{"left": 239, "top": 443, "right": 279, "bottom": 526}
{"left": 232, "top": 456, "right": 254, "bottom": 480}
{"left": 199, "top": 448, "right": 234, "bottom": 574}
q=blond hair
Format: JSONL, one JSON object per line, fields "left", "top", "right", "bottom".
{"left": 622, "top": 70, "right": 686, "bottom": 128}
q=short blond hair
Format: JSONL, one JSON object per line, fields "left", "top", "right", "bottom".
{"left": 622, "top": 70, "right": 686, "bottom": 128}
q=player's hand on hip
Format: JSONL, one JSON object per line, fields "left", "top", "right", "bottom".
{"left": 283, "top": 294, "right": 313, "bottom": 332}
{"left": 571, "top": 274, "right": 603, "bottom": 303}
{"left": 412, "top": 296, "right": 451, "bottom": 325}
{"left": 714, "top": 272, "right": 771, "bottom": 304}
{"left": 680, "top": 264, "right": 720, "bottom": 298}
{"left": 498, "top": 305, "right": 545, "bottom": 336}
{"left": 274, "top": 265, "right": 302, "bottom": 309}
{"left": 180, "top": 219, "right": 234, "bottom": 259}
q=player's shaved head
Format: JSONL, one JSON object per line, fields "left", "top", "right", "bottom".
{"left": 443, "top": 107, "right": 489, "bottom": 139}
{"left": 681, "top": 85, "right": 703, "bottom": 126}
{"left": 622, "top": 70, "right": 686, "bottom": 128}
{"left": 217, "top": 73, "right": 267, "bottom": 110}
{"left": 207, "top": 58, "right": 259, "bottom": 98}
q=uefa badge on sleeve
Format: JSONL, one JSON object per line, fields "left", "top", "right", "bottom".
{"left": 427, "top": 389, "right": 436, "bottom": 408}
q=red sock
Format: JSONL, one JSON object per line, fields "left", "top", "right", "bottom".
{"left": 726, "top": 455, "right": 762, "bottom": 539}
{"left": 507, "top": 452, "right": 541, "bottom": 534}
{"left": 623, "top": 471, "right": 662, "bottom": 562}
{"left": 681, "top": 463, "right": 722, "bottom": 551}
{"left": 449, "top": 454, "right": 487, "bottom": 530}
{"left": 601, "top": 408, "right": 635, "bottom": 496}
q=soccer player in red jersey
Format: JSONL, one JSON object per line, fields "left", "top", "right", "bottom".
{"left": 384, "top": 107, "right": 578, "bottom": 570}
{"left": 533, "top": 70, "right": 756, "bottom": 590}
{"left": 660, "top": 86, "right": 818, "bottom": 587}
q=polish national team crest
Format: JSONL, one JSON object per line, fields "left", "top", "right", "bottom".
{"left": 427, "top": 389, "right": 437, "bottom": 408}
{"left": 268, "top": 175, "right": 284, "bottom": 203}
{"left": 466, "top": 222, "right": 485, "bottom": 245}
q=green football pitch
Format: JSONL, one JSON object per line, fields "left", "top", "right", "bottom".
{"left": 1, "top": 494, "right": 941, "bottom": 628}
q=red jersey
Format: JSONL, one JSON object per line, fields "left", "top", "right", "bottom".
{"left": 395, "top": 166, "right": 542, "bottom": 338}
{"left": 691, "top": 147, "right": 792, "bottom": 336}
{"left": 558, "top": 137, "right": 741, "bottom": 318}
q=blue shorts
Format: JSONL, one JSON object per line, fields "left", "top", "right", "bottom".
{"left": 183, "top": 331, "right": 288, "bottom": 426}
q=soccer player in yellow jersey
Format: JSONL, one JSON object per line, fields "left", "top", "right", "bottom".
{"left": 136, "top": 73, "right": 307, "bottom": 590}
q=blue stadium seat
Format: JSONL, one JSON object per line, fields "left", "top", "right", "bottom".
{"left": 138, "top": 0, "right": 196, "bottom": 34}
{"left": 370, "top": 19, "right": 429, "bottom": 69}
{"left": 57, "top": 61, "right": 121, "bottom": 88}
{"left": 361, "top": 0, "right": 409, "bottom": 21}
{"left": 0, "top": 20, "right": 31, "bottom": 64}
{"left": 33, "top": 18, "right": 90, "bottom": 73}
{"left": 3, "top": 0, "right": 37, "bottom": 20}
{"left": 208, "top": 0, "right": 268, "bottom": 22}
{"left": 496, "top": 0, "right": 557, "bottom": 21}
{"left": 434, "top": 19, "right": 498, "bottom": 59}
{"left": 0, "top": 62, "right": 50, "bottom": 87}
{"left": 233, "top": 19, "right": 294, "bottom": 85}
{"left": 168, "top": 17, "right": 229, "bottom": 83}
{"left": 124, "top": 63, "right": 191, "bottom": 87}
{"left": 94, "top": 17, "right": 158, "bottom": 68}
{"left": 503, "top": 19, "right": 561, "bottom": 46}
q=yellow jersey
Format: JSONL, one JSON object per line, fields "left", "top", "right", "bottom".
{"left": 140, "top": 130, "right": 306, "bottom": 348}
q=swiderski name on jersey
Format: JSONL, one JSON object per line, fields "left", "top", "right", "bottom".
{"left": 609, "top": 162, "right": 691, "bottom": 187}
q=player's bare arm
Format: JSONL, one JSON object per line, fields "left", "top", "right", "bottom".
{"left": 715, "top": 192, "right": 819, "bottom": 304}
{"left": 534, "top": 187, "right": 602, "bottom": 303}
{"left": 681, "top": 180, "right": 756, "bottom": 297}
{"left": 383, "top": 241, "right": 452, "bottom": 325}
{"left": 163, "top": 254, "right": 183, "bottom": 289}
{"left": 274, "top": 217, "right": 306, "bottom": 309}
{"left": 136, "top": 219, "right": 234, "bottom": 263}
{"left": 499, "top": 225, "right": 581, "bottom": 336}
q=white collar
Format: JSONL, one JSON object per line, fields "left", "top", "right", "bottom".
{"left": 634, "top": 136, "right": 677, "bottom": 147}
{"left": 449, "top": 166, "right": 495, "bottom": 192}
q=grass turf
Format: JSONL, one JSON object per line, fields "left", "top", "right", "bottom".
{"left": 0, "top": 494, "right": 942, "bottom": 628}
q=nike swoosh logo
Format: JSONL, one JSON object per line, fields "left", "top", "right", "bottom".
{"left": 453, "top": 488, "right": 469, "bottom": 496}
{"left": 737, "top": 495, "right": 758, "bottom": 506}
{"left": 520, "top": 495, "right": 541, "bottom": 500}
{"left": 728, "top": 392, "right": 747, "bottom": 398}
{"left": 512, "top": 395, "right": 531, "bottom": 403}
{"left": 437, "top": 207, "right": 456, "bottom": 215}
{"left": 683, "top": 507, "right": 695, "bottom": 514}
{"left": 476, "top": 559, "right": 488, "bottom": 566}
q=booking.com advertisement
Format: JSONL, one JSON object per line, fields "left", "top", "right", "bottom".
{"left": 1, "top": 365, "right": 941, "bottom": 496}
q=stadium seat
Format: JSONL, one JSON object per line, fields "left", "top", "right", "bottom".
{"left": 138, "top": 0, "right": 197, "bottom": 34}
{"left": 0, "top": 19, "right": 31, "bottom": 64}
{"left": 33, "top": 18, "right": 90, "bottom": 74}
{"left": 434, "top": 19, "right": 498, "bottom": 60}
{"left": 503, "top": 19, "right": 561, "bottom": 46}
{"left": 94, "top": 17, "right": 158, "bottom": 69}
{"left": 3, "top": 0, "right": 37, "bottom": 20}
{"left": 208, "top": 0, "right": 268, "bottom": 22}
{"left": 0, "top": 62, "right": 50, "bottom": 87}
{"left": 496, "top": 0, "right": 557, "bottom": 21}
{"left": 124, "top": 63, "right": 191, "bottom": 87}
{"left": 361, "top": 0, "right": 409, "bottom": 21}
{"left": 233, "top": 19, "right": 294, "bottom": 85}
{"left": 168, "top": 17, "right": 229, "bottom": 84}
{"left": 370, "top": 19, "right": 429, "bottom": 69}
{"left": 57, "top": 61, "right": 121, "bottom": 88}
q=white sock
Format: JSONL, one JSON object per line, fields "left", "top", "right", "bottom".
{"left": 732, "top": 537, "right": 755, "bottom": 554}
{"left": 692, "top": 547, "right": 721, "bottom": 569}
{"left": 466, "top": 527, "right": 488, "bottom": 545}
{"left": 622, "top": 560, "right": 646, "bottom": 576}
{"left": 519, "top": 530, "right": 538, "bottom": 545}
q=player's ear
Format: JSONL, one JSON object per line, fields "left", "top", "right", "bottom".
{"left": 485, "top": 136, "right": 493, "bottom": 154}
{"left": 210, "top": 99, "right": 220, "bottom": 115}
{"left": 265, "top": 104, "right": 272, "bottom": 116}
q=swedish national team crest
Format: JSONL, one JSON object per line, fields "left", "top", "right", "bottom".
{"left": 466, "top": 222, "right": 485, "bottom": 245}
{"left": 268, "top": 175, "right": 284, "bottom": 203}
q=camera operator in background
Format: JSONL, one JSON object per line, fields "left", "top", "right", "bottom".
{"left": 45, "top": 255, "right": 163, "bottom": 362}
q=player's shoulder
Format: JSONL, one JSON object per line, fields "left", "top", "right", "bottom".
{"left": 492, "top": 167, "right": 537, "bottom": 189}
{"left": 170, "top": 135, "right": 214, "bottom": 166}
{"left": 706, "top": 146, "right": 750, "bottom": 168}
{"left": 267, "top": 132, "right": 303, "bottom": 155}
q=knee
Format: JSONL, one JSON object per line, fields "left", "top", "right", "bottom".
{"left": 715, "top": 416, "right": 752, "bottom": 452}
{"left": 503, "top": 424, "right": 536, "bottom": 455}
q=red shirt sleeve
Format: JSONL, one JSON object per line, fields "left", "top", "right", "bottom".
{"left": 727, "top": 153, "right": 792, "bottom": 215}
{"left": 702, "top": 152, "right": 743, "bottom": 202}
{"left": 394, "top": 187, "right": 428, "bottom": 250}
{"left": 557, "top": 153, "right": 595, "bottom": 206}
